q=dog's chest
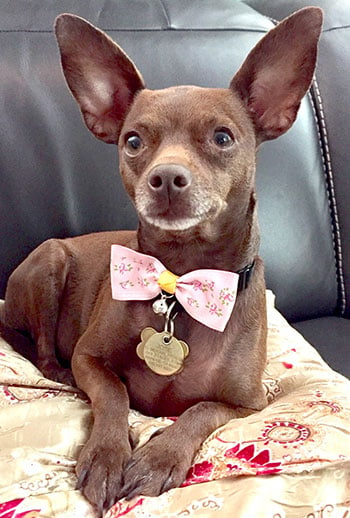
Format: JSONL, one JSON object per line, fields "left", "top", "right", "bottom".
{"left": 124, "top": 355, "right": 221, "bottom": 416}
{"left": 121, "top": 315, "right": 228, "bottom": 416}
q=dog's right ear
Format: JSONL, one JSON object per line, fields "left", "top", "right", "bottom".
{"left": 54, "top": 14, "right": 145, "bottom": 144}
{"left": 230, "top": 7, "right": 323, "bottom": 143}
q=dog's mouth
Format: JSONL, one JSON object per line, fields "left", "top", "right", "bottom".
{"left": 135, "top": 194, "right": 224, "bottom": 232}
{"left": 141, "top": 212, "right": 207, "bottom": 232}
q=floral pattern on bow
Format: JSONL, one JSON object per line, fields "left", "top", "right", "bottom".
{"left": 110, "top": 245, "right": 239, "bottom": 331}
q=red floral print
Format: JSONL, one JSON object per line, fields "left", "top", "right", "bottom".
{"left": 183, "top": 460, "right": 215, "bottom": 486}
{"left": 106, "top": 497, "right": 144, "bottom": 517}
{"left": 0, "top": 498, "right": 40, "bottom": 518}
{"left": 224, "top": 443, "right": 282, "bottom": 475}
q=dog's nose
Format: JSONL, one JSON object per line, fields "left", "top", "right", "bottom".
{"left": 148, "top": 164, "right": 192, "bottom": 197}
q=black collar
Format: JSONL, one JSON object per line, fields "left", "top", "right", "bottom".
{"left": 237, "top": 261, "right": 255, "bottom": 292}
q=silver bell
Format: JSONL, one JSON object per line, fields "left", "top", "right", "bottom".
{"left": 152, "top": 298, "right": 168, "bottom": 315}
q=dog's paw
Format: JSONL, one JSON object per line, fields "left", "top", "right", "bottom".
{"left": 76, "top": 439, "right": 132, "bottom": 514}
{"left": 119, "top": 434, "right": 192, "bottom": 500}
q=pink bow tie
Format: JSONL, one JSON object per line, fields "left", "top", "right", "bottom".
{"left": 110, "top": 245, "right": 239, "bottom": 332}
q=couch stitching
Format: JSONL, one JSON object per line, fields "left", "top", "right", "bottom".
{"left": 0, "top": 28, "right": 267, "bottom": 34}
{"left": 267, "top": 16, "right": 346, "bottom": 316}
{"left": 158, "top": 0, "right": 171, "bottom": 29}
{"left": 308, "top": 81, "right": 346, "bottom": 316}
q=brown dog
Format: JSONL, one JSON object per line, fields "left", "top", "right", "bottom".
{"left": 0, "top": 7, "right": 323, "bottom": 515}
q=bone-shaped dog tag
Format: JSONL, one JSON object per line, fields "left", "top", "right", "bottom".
{"left": 137, "top": 327, "right": 189, "bottom": 376}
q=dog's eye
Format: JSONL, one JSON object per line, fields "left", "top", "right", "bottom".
{"left": 125, "top": 133, "right": 143, "bottom": 155}
{"left": 213, "top": 129, "right": 234, "bottom": 148}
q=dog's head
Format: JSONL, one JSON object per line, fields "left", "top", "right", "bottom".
{"left": 55, "top": 9, "right": 323, "bottom": 236}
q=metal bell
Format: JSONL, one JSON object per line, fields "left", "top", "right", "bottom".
{"left": 152, "top": 297, "right": 168, "bottom": 315}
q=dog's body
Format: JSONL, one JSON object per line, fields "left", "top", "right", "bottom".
{"left": 4, "top": 230, "right": 266, "bottom": 416}
{"left": 0, "top": 8, "right": 323, "bottom": 514}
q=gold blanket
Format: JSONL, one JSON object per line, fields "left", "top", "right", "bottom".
{"left": 0, "top": 292, "right": 349, "bottom": 517}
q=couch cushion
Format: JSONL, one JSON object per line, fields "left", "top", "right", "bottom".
{"left": 293, "top": 317, "right": 350, "bottom": 378}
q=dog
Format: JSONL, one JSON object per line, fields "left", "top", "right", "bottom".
{"left": 0, "top": 7, "right": 323, "bottom": 514}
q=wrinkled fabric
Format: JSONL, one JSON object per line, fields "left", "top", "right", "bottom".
{"left": 0, "top": 292, "right": 349, "bottom": 517}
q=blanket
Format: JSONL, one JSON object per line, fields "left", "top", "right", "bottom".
{"left": 0, "top": 292, "right": 349, "bottom": 517}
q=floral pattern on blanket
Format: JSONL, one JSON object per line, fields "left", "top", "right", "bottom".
{"left": 0, "top": 292, "right": 349, "bottom": 518}
{"left": 0, "top": 498, "right": 40, "bottom": 517}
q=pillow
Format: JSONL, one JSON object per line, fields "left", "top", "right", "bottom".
{"left": 0, "top": 292, "right": 349, "bottom": 517}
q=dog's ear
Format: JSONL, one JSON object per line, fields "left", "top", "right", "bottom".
{"left": 54, "top": 14, "right": 145, "bottom": 144}
{"left": 230, "top": 7, "right": 323, "bottom": 142}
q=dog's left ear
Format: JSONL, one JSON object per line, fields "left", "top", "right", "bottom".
{"left": 230, "top": 7, "right": 323, "bottom": 142}
{"left": 55, "top": 14, "right": 145, "bottom": 144}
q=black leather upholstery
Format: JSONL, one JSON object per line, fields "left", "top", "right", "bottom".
{"left": 0, "top": 1, "right": 348, "bottom": 376}
{"left": 244, "top": 0, "right": 350, "bottom": 376}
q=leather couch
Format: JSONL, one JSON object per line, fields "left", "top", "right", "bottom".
{"left": 0, "top": 0, "right": 349, "bottom": 377}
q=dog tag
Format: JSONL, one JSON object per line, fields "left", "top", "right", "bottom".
{"left": 137, "top": 327, "right": 189, "bottom": 376}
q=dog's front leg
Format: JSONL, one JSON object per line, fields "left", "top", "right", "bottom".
{"left": 72, "top": 341, "right": 131, "bottom": 514}
{"left": 120, "top": 401, "right": 236, "bottom": 500}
